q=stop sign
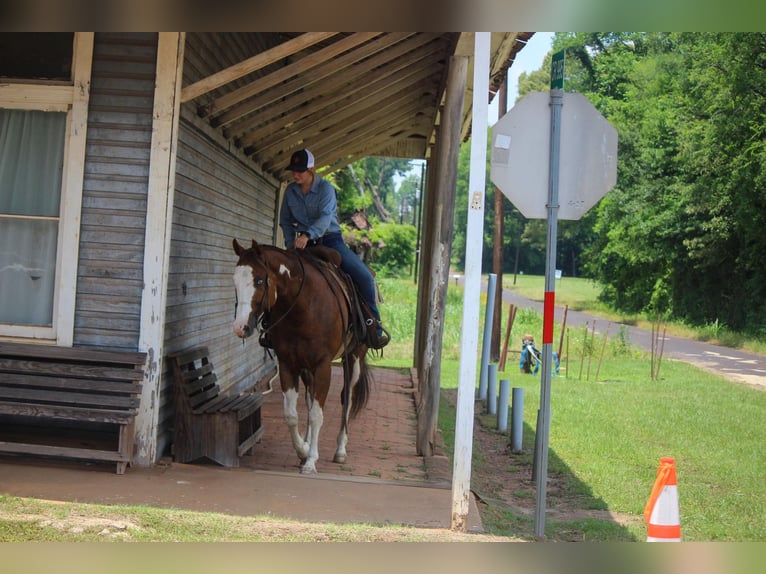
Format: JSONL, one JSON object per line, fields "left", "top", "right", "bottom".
{"left": 490, "top": 91, "right": 618, "bottom": 220}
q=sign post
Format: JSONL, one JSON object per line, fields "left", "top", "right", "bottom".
{"left": 534, "top": 50, "right": 565, "bottom": 539}
{"left": 490, "top": 49, "right": 616, "bottom": 540}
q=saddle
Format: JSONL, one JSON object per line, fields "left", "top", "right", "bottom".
{"left": 302, "top": 246, "right": 389, "bottom": 351}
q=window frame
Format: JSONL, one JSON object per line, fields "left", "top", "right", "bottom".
{"left": 0, "top": 32, "right": 93, "bottom": 344}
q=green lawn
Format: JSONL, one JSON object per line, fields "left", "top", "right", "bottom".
{"left": 374, "top": 276, "right": 766, "bottom": 541}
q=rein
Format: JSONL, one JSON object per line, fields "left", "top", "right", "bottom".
{"left": 256, "top": 250, "right": 307, "bottom": 341}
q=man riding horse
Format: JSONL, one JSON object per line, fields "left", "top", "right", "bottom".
{"left": 279, "top": 148, "right": 389, "bottom": 350}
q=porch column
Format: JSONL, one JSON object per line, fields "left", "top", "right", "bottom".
{"left": 134, "top": 32, "right": 186, "bottom": 466}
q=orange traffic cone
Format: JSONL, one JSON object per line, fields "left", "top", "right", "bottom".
{"left": 644, "top": 456, "right": 681, "bottom": 542}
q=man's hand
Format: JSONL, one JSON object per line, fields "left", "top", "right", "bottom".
{"left": 294, "top": 234, "right": 309, "bottom": 249}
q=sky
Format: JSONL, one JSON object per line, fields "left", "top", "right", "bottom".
{"left": 489, "top": 32, "right": 554, "bottom": 125}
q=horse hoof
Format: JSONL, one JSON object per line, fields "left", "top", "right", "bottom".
{"left": 333, "top": 454, "right": 347, "bottom": 464}
{"left": 300, "top": 464, "right": 317, "bottom": 475}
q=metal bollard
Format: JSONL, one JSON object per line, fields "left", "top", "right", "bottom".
{"left": 477, "top": 273, "right": 497, "bottom": 400}
{"left": 497, "top": 379, "right": 510, "bottom": 432}
{"left": 487, "top": 363, "right": 497, "bottom": 415}
{"left": 511, "top": 387, "right": 525, "bottom": 454}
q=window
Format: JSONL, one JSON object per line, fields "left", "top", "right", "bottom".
{"left": 0, "top": 33, "right": 92, "bottom": 342}
{"left": 0, "top": 110, "right": 66, "bottom": 326}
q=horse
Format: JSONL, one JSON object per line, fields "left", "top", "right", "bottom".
{"left": 232, "top": 238, "right": 371, "bottom": 474}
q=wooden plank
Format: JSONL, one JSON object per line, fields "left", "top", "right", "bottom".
{"left": 232, "top": 33, "right": 437, "bottom": 143}
{"left": 0, "top": 342, "right": 146, "bottom": 366}
{"left": 57, "top": 32, "right": 95, "bottom": 346}
{"left": 0, "top": 387, "right": 139, "bottom": 409}
{"left": 182, "top": 32, "right": 337, "bottom": 103}
{"left": 209, "top": 33, "right": 380, "bottom": 122}
{"left": 0, "top": 358, "right": 145, "bottom": 381}
{"left": 193, "top": 393, "right": 238, "bottom": 414}
{"left": 237, "top": 426, "right": 264, "bottom": 457}
{"left": 0, "top": 402, "right": 136, "bottom": 424}
{"left": 0, "top": 83, "right": 73, "bottom": 111}
{"left": 0, "top": 441, "right": 128, "bottom": 462}
{"left": 223, "top": 32, "right": 417, "bottom": 137}
{"left": 187, "top": 386, "right": 220, "bottom": 410}
{"left": 170, "top": 346, "right": 210, "bottom": 366}
{"left": 0, "top": 373, "right": 141, "bottom": 395}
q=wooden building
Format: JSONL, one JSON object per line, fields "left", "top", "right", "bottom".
{"left": 0, "top": 32, "right": 532, "bottom": 467}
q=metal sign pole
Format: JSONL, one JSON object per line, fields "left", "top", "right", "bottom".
{"left": 534, "top": 51, "right": 564, "bottom": 540}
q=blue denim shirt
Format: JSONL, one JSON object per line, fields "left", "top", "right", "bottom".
{"left": 279, "top": 175, "right": 342, "bottom": 248}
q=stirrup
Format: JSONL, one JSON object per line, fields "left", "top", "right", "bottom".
{"left": 365, "top": 318, "right": 390, "bottom": 350}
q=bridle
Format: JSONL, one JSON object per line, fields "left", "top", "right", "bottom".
{"left": 251, "top": 250, "right": 307, "bottom": 341}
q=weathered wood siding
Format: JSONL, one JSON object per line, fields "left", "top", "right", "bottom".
{"left": 74, "top": 33, "right": 158, "bottom": 349}
{"left": 159, "top": 33, "right": 282, "bottom": 457}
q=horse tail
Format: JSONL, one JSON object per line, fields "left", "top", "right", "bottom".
{"left": 349, "top": 350, "right": 371, "bottom": 419}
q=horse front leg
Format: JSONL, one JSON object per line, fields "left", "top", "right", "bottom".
{"left": 300, "top": 361, "right": 332, "bottom": 475}
{"left": 280, "top": 368, "right": 309, "bottom": 463}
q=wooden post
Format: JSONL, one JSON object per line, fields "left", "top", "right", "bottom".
{"left": 557, "top": 305, "right": 568, "bottom": 359}
{"left": 656, "top": 323, "right": 667, "bottom": 379}
{"left": 135, "top": 33, "right": 185, "bottom": 466}
{"left": 595, "top": 322, "right": 611, "bottom": 381}
{"left": 415, "top": 55, "right": 468, "bottom": 457}
{"left": 499, "top": 304, "right": 516, "bottom": 371}
{"left": 586, "top": 320, "right": 596, "bottom": 381}
{"left": 579, "top": 322, "right": 588, "bottom": 381}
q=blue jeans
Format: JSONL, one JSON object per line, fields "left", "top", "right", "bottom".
{"left": 320, "top": 232, "right": 380, "bottom": 322}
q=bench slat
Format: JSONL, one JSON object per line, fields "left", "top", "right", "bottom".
{"left": 0, "top": 401, "right": 136, "bottom": 423}
{"left": 0, "top": 441, "right": 129, "bottom": 463}
{"left": 183, "top": 370, "right": 218, "bottom": 397}
{"left": 0, "top": 387, "right": 139, "bottom": 409}
{"left": 194, "top": 393, "right": 242, "bottom": 414}
{"left": 0, "top": 342, "right": 146, "bottom": 366}
{"left": 0, "top": 372, "right": 142, "bottom": 395}
{"left": 0, "top": 358, "right": 144, "bottom": 381}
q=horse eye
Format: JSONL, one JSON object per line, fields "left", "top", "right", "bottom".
{"left": 255, "top": 277, "right": 265, "bottom": 287}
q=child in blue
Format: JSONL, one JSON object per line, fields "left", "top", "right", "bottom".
{"left": 519, "top": 333, "right": 560, "bottom": 375}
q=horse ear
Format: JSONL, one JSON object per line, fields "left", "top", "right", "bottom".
{"left": 233, "top": 238, "right": 243, "bottom": 255}
{"left": 251, "top": 239, "right": 258, "bottom": 250}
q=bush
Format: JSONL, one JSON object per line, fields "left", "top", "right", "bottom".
{"left": 370, "top": 223, "right": 417, "bottom": 277}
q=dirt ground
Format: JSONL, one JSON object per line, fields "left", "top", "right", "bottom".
{"left": 439, "top": 389, "right": 643, "bottom": 540}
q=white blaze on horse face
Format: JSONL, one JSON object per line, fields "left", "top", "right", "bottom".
{"left": 233, "top": 265, "right": 255, "bottom": 337}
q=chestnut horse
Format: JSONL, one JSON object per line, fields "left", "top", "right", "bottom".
{"left": 232, "top": 239, "right": 371, "bottom": 474}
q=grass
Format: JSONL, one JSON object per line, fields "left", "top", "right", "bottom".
{"left": 0, "top": 495, "right": 487, "bottom": 542}
{"left": 2, "top": 274, "right": 764, "bottom": 542}
{"left": 373, "top": 275, "right": 766, "bottom": 541}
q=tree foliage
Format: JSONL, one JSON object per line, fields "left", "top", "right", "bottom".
{"left": 449, "top": 32, "right": 766, "bottom": 335}
{"left": 570, "top": 32, "right": 766, "bottom": 334}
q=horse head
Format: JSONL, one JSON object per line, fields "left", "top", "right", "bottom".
{"left": 232, "top": 238, "right": 276, "bottom": 339}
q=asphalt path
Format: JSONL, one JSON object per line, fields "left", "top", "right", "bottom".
{"left": 463, "top": 276, "right": 766, "bottom": 390}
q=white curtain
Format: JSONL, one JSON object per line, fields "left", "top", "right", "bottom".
{"left": 0, "top": 109, "right": 66, "bottom": 326}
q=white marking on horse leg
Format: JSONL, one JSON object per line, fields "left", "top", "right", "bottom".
{"left": 301, "top": 401, "right": 324, "bottom": 474}
{"left": 283, "top": 388, "right": 309, "bottom": 460}
{"left": 278, "top": 264, "right": 291, "bottom": 279}
{"left": 334, "top": 356, "right": 361, "bottom": 464}
{"left": 232, "top": 266, "right": 255, "bottom": 337}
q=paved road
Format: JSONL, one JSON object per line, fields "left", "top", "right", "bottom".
{"left": 471, "top": 278, "right": 766, "bottom": 390}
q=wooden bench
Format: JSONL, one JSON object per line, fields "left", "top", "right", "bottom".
{"left": 169, "top": 347, "right": 264, "bottom": 468}
{"left": 0, "top": 342, "right": 146, "bottom": 474}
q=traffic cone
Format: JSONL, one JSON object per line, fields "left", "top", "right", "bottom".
{"left": 644, "top": 456, "right": 681, "bottom": 542}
